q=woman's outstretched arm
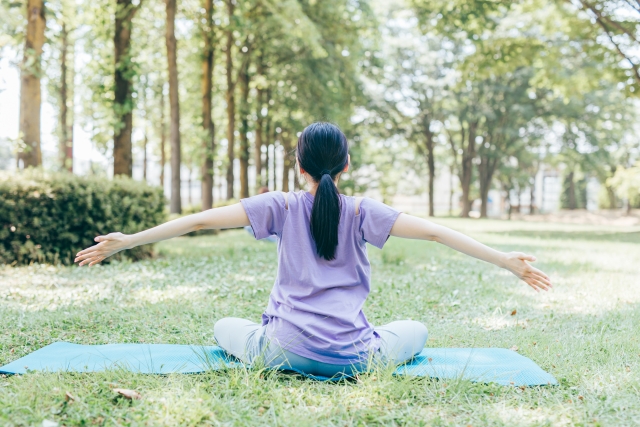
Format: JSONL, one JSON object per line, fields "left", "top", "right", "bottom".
{"left": 74, "top": 203, "right": 250, "bottom": 266}
{"left": 389, "top": 213, "right": 552, "bottom": 292}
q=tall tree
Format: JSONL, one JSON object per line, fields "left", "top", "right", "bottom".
{"left": 254, "top": 55, "right": 265, "bottom": 188}
{"left": 476, "top": 68, "right": 543, "bottom": 218}
{"left": 18, "top": 0, "right": 46, "bottom": 168}
{"left": 200, "top": 0, "right": 215, "bottom": 210}
{"left": 420, "top": 116, "right": 437, "bottom": 217}
{"left": 446, "top": 97, "right": 480, "bottom": 218}
{"left": 264, "top": 114, "right": 271, "bottom": 189}
{"left": 238, "top": 44, "right": 251, "bottom": 199}
{"left": 166, "top": 0, "right": 181, "bottom": 213}
{"left": 113, "top": 0, "right": 140, "bottom": 176}
{"left": 57, "top": 11, "right": 74, "bottom": 172}
{"left": 140, "top": 76, "right": 148, "bottom": 181}
{"left": 280, "top": 129, "right": 292, "bottom": 192}
{"left": 159, "top": 84, "right": 166, "bottom": 189}
{"left": 224, "top": 0, "right": 236, "bottom": 200}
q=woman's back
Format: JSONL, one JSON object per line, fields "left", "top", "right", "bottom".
{"left": 240, "top": 190, "right": 400, "bottom": 364}
{"left": 73, "top": 121, "right": 551, "bottom": 378}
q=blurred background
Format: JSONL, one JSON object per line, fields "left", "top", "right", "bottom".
{"left": 1, "top": 0, "right": 639, "bottom": 219}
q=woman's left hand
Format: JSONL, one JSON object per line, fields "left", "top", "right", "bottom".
{"left": 74, "top": 232, "right": 132, "bottom": 266}
{"left": 501, "top": 252, "right": 553, "bottom": 292}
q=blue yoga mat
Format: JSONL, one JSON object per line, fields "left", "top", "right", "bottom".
{"left": 0, "top": 342, "right": 557, "bottom": 386}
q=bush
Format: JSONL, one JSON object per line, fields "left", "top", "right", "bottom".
{"left": 0, "top": 170, "right": 167, "bottom": 266}
{"left": 608, "top": 162, "right": 640, "bottom": 209}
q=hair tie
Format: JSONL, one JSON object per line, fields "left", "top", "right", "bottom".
{"left": 321, "top": 169, "right": 331, "bottom": 176}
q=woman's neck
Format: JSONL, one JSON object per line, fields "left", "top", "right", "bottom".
{"left": 300, "top": 171, "right": 340, "bottom": 196}
{"left": 306, "top": 184, "right": 318, "bottom": 196}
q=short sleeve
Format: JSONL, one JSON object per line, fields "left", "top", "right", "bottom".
{"left": 359, "top": 198, "right": 401, "bottom": 249}
{"left": 240, "top": 192, "right": 288, "bottom": 240}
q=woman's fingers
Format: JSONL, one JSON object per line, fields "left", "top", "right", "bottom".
{"left": 76, "top": 245, "right": 99, "bottom": 257}
{"left": 78, "top": 254, "right": 98, "bottom": 266}
{"left": 526, "top": 279, "right": 540, "bottom": 292}
{"left": 530, "top": 265, "right": 550, "bottom": 280}
{"left": 526, "top": 275, "right": 550, "bottom": 291}
{"left": 525, "top": 265, "right": 552, "bottom": 288}
{"left": 508, "top": 253, "right": 552, "bottom": 292}
{"left": 76, "top": 241, "right": 109, "bottom": 257}
{"left": 88, "top": 256, "right": 106, "bottom": 266}
{"left": 533, "top": 271, "right": 553, "bottom": 288}
{"left": 79, "top": 255, "right": 104, "bottom": 266}
{"left": 75, "top": 251, "right": 100, "bottom": 263}
{"left": 525, "top": 278, "right": 542, "bottom": 291}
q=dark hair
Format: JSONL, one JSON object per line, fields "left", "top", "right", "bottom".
{"left": 296, "top": 122, "right": 349, "bottom": 261}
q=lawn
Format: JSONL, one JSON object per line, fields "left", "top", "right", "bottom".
{"left": 1, "top": 219, "right": 639, "bottom": 426}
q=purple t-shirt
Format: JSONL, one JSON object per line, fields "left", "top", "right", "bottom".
{"left": 240, "top": 191, "right": 401, "bottom": 365}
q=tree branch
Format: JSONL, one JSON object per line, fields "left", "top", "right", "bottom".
{"left": 579, "top": 0, "right": 639, "bottom": 43}
{"left": 621, "top": 0, "right": 640, "bottom": 14}
{"left": 571, "top": 0, "right": 640, "bottom": 84}
{"left": 598, "top": 16, "right": 640, "bottom": 84}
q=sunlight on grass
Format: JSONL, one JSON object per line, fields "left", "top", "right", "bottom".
{"left": 1, "top": 220, "right": 639, "bottom": 426}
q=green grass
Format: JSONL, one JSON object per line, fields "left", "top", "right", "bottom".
{"left": 1, "top": 219, "right": 639, "bottom": 426}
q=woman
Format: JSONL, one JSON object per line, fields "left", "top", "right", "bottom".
{"left": 75, "top": 122, "right": 552, "bottom": 378}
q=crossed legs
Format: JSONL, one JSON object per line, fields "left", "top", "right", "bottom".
{"left": 214, "top": 317, "right": 428, "bottom": 377}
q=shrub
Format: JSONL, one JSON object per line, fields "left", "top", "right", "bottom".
{"left": 0, "top": 170, "right": 166, "bottom": 266}
{"left": 608, "top": 162, "right": 640, "bottom": 209}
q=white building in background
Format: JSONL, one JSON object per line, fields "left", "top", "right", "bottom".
{"left": 388, "top": 165, "right": 601, "bottom": 218}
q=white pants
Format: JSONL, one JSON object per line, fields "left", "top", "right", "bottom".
{"left": 213, "top": 318, "right": 428, "bottom": 378}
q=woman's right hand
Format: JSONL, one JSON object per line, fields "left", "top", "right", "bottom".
{"left": 501, "top": 252, "right": 553, "bottom": 292}
{"left": 74, "top": 232, "right": 132, "bottom": 266}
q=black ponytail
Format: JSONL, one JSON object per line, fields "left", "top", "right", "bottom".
{"left": 296, "top": 122, "right": 349, "bottom": 261}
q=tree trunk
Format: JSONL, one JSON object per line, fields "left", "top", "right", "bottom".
{"left": 540, "top": 171, "right": 545, "bottom": 214}
{"left": 459, "top": 120, "right": 478, "bottom": 217}
{"left": 503, "top": 183, "right": 513, "bottom": 220}
{"left": 160, "top": 86, "right": 166, "bottom": 189}
{"left": 426, "top": 135, "right": 435, "bottom": 218}
{"left": 18, "top": 0, "right": 45, "bottom": 168}
{"left": 567, "top": 171, "right": 576, "bottom": 210}
{"left": 255, "top": 98, "right": 263, "bottom": 189}
{"left": 255, "top": 111, "right": 263, "bottom": 188}
{"left": 272, "top": 124, "right": 278, "bottom": 190}
{"left": 529, "top": 177, "right": 535, "bottom": 214}
{"left": 265, "top": 118, "right": 271, "bottom": 190}
{"left": 200, "top": 0, "right": 215, "bottom": 210}
{"left": 238, "top": 50, "right": 250, "bottom": 199}
{"left": 166, "top": 0, "right": 181, "bottom": 214}
{"left": 113, "top": 0, "right": 136, "bottom": 177}
{"left": 605, "top": 186, "right": 616, "bottom": 209}
{"left": 143, "top": 132, "right": 148, "bottom": 181}
{"left": 448, "top": 163, "right": 454, "bottom": 216}
{"left": 478, "top": 154, "right": 497, "bottom": 218}
{"left": 225, "top": 0, "right": 235, "bottom": 200}
{"left": 59, "top": 20, "right": 73, "bottom": 172}
{"left": 188, "top": 167, "right": 192, "bottom": 206}
{"left": 420, "top": 115, "right": 436, "bottom": 217}
{"left": 281, "top": 130, "right": 292, "bottom": 192}
{"left": 141, "top": 77, "right": 148, "bottom": 181}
